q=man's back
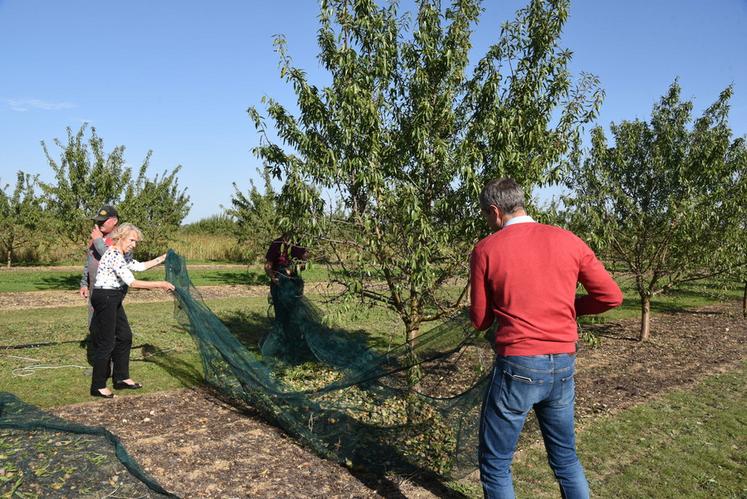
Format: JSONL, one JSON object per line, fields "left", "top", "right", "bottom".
{"left": 470, "top": 222, "right": 622, "bottom": 356}
{"left": 472, "top": 178, "right": 622, "bottom": 498}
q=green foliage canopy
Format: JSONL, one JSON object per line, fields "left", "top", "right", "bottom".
{"left": 40, "top": 125, "right": 190, "bottom": 257}
{"left": 565, "top": 81, "right": 747, "bottom": 340}
{"left": 250, "top": 0, "right": 602, "bottom": 340}
{"left": 226, "top": 168, "right": 280, "bottom": 262}
{"left": 119, "top": 156, "right": 191, "bottom": 256}
{"left": 40, "top": 125, "right": 131, "bottom": 244}
{"left": 0, "top": 172, "right": 46, "bottom": 267}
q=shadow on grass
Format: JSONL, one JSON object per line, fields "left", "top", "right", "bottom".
{"left": 616, "top": 299, "right": 691, "bottom": 315}
{"left": 37, "top": 273, "right": 80, "bottom": 290}
{"left": 196, "top": 270, "right": 269, "bottom": 286}
{"left": 218, "top": 309, "right": 272, "bottom": 352}
{"left": 135, "top": 349, "right": 204, "bottom": 388}
{"left": 615, "top": 285, "right": 739, "bottom": 317}
{"left": 218, "top": 308, "right": 384, "bottom": 358}
{"left": 348, "top": 325, "right": 392, "bottom": 352}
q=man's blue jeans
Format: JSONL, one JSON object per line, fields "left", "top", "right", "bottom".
{"left": 479, "top": 354, "right": 589, "bottom": 499}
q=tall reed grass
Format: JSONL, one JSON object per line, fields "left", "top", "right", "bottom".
{"left": 6, "top": 231, "right": 250, "bottom": 266}
{"left": 168, "top": 233, "right": 248, "bottom": 262}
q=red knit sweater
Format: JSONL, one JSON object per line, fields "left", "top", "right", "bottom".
{"left": 470, "top": 222, "right": 623, "bottom": 356}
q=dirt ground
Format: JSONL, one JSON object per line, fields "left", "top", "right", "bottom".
{"left": 0, "top": 282, "right": 341, "bottom": 310}
{"left": 44, "top": 300, "right": 745, "bottom": 498}
{"left": 54, "top": 390, "right": 388, "bottom": 498}
{"left": 574, "top": 305, "right": 746, "bottom": 419}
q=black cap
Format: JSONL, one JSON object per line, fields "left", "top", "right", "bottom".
{"left": 91, "top": 205, "right": 119, "bottom": 222}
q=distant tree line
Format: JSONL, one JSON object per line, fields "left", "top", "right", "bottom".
{"left": 2, "top": 0, "right": 745, "bottom": 340}
{"left": 0, "top": 125, "right": 190, "bottom": 265}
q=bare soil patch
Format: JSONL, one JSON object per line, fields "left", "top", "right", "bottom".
{"left": 574, "top": 304, "right": 746, "bottom": 421}
{"left": 50, "top": 303, "right": 745, "bottom": 498}
{"left": 54, "top": 389, "right": 386, "bottom": 498}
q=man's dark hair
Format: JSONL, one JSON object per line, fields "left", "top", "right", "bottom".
{"left": 479, "top": 178, "right": 525, "bottom": 213}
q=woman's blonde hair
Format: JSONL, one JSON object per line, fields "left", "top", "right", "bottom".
{"left": 111, "top": 223, "right": 144, "bottom": 243}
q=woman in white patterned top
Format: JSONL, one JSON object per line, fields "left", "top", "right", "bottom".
{"left": 89, "top": 223, "right": 175, "bottom": 398}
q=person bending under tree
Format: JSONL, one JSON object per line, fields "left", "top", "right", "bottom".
{"left": 264, "top": 231, "right": 309, "bottom": 316}
{"left": 470, "top": 178, "right": 622, "bottom": 499}
{"left": 261, "top": 232, "right": 310, "bottom": 360}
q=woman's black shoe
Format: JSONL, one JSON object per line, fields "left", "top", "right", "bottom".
{"left": 90, "top": 388, "right": 114, "bottom": 398}
{"left": 113, "top": 380, "right": 143, "bottom": 390}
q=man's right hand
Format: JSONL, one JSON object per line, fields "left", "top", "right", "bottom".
{"left": 80, "top": 286, "right": 89, "bottom": 299}
{"left": 91, "top": 225, "right": 103, "bottom": 240}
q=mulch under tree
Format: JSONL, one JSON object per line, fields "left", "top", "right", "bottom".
{"left": 51, "top": 303, "right": 745, "bottom": 498}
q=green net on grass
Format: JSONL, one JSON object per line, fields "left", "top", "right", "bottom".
{"left": 0, "top": 392, "right": 173, "bottom": 497}
{"left": 166, "top": 250, "right": 493, "bottom": 477}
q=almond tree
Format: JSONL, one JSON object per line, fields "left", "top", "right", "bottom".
{"left": 227, "top": 168, "right": 280, "bottom": 262}
{"left": 250, "top": 0, "right": 603, "bottom": 347}
{"left": 40, "top": 125, "right": 131, "bottom": 245}
{"left": 40, "top": 125, "right": 190, "bottom": 254}
{"left": 567, "top": 82, "right": 747, "bottom": 340}
{"left": 0, "top": 172, "right": 46, "bottom": 267}
{"left": 119, "top": 156, "right": 191, "bottom": 257}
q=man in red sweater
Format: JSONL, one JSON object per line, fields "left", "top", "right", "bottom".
{"left": 470, "top": 178, "right": 622, "bottom": 499}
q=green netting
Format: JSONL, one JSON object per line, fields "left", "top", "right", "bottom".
{"left": 166, "top": 250, "right": 493, "bottom": 477}
{"left": 0, "top": 392, "right": 174, "bottom": 497}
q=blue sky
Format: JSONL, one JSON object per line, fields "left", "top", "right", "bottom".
{"left": 1, "top": 0, "right": 745, "bottom": 223}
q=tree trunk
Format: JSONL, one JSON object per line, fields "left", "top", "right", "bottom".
{"left": 6, "top": 249, "right": 10, "bottom": 269}
{"left": 742, "top": 281, "right": 746, "bottom": 319}
{"left": 406, "top": 324, "right": 419, "bottom": 345}
{"left": 639, "top": 295, "right": 651, "bottom": 341}
{"left": 405, "top": 323, "right": 423, "bottom": 423}
{"left": 405, "top": 324, "right": 421, "bottom": 385}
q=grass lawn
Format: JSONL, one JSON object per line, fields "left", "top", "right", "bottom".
{"left": 0, "top": 295, "right": 405, "bottom": 408}
{"left": 510, "top": 362, "right": 747, "bottom": 499}
{"left": 0, "top": 300, "right": 202, "bottom": 407}
{"left": 579, "top": 278, "right": 743, "bottom": 324}
{"left": 0, "top": 276, "right": 741, "bottom": 407}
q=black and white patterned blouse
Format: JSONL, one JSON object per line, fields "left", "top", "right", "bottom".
{"left": 93, "top": 248, "right": 146, "bottom": 289}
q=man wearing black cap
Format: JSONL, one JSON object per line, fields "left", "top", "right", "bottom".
{"left": 80, "top": 205, "right": 119, "bottom": 312}
{"left": 78, "top": 205, "right": 119, "bottom": 368}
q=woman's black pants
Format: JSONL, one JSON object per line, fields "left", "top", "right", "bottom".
{"left": 89, "top": 289, "right": 132, "bottom": 390}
